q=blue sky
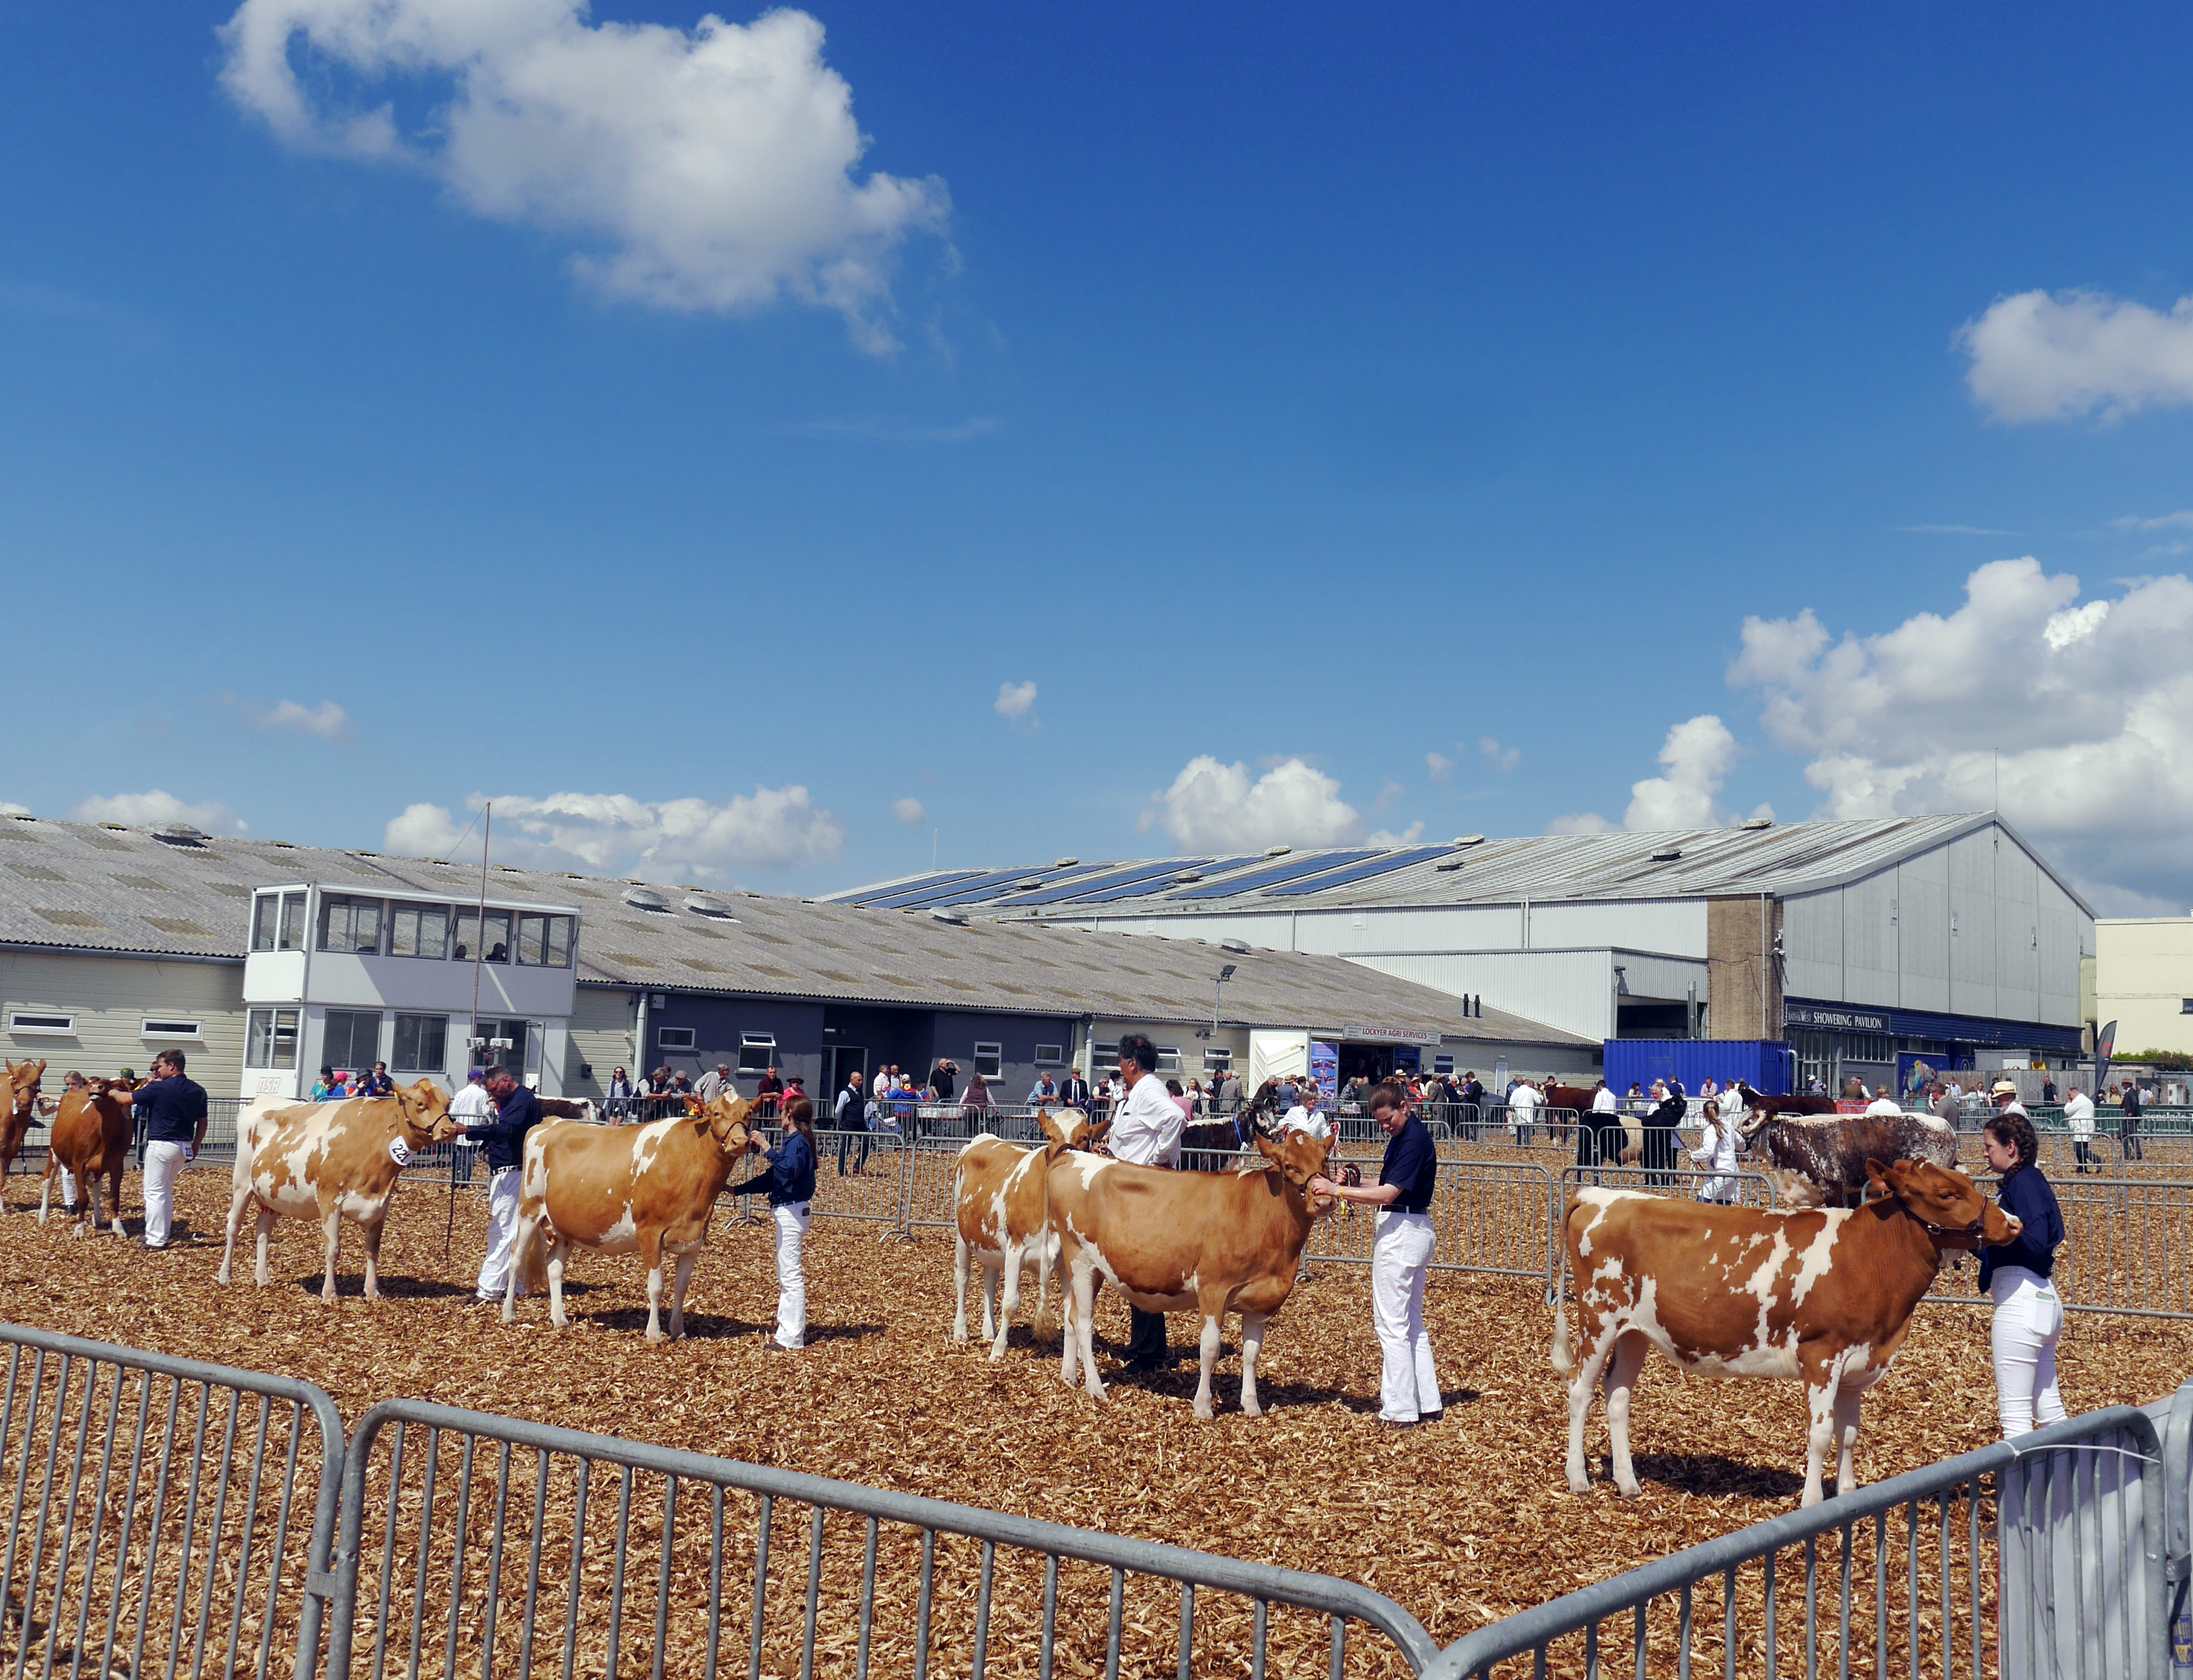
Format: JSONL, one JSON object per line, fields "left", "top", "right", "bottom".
{"left": 4, "top": 2, "right": 2192, "bottom": 909}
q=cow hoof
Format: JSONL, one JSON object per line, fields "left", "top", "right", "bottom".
{"left": 1240, "top": 1401, "right": 1263, "bottom": 1419}
{"left": 1615, "top": 1483, "right": 1643, "bottom": 1500}
{"left": 1193, "top": 1403, "right": 1214, "bottom": 1421}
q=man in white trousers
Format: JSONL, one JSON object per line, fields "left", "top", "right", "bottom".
{"left": 134, "top": 1051, "right": 208, "bottom": 1249}
{"left": 461, "top": 1067, "right": 543, "bottom": 1305}
{"left": 1310, "top": 1081, "right": 1444, "bottom": 1427}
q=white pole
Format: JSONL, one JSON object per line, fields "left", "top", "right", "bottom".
{"left": 468, "top": 803, "right": 491, "bottom": 1068}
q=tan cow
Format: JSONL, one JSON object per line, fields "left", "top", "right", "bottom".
{"left": 507, "top": 1092, "right": 762, "bottom": 1342}
{"left": 1048, "top": 1130, "right": 1337, "bottom": 1419}
{"left": 39, "top": 1079, "right": 136, "bottom": 1237}
{"left": 217, "top": 1081, "right": 461, "bottom": 1300}
{"left": 0, "top": 1060, "right": 46, "bottom": 1210}
{"left": 1551, "top": 1158, "right": 2019, "bottom": 1507}
{"left": 952, "top": 1107, "right": 1108, "bottom": 1357}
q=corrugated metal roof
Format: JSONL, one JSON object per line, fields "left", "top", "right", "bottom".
{"left": 0, "top": 817, "right": 1588, "bottom": 1045}
{"left": 825, "top": 814, "right": 2094, "bottom": 919}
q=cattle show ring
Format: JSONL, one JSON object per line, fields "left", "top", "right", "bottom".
{"left": 0, "top": 1061, "right": 2188, "bottom": 1679}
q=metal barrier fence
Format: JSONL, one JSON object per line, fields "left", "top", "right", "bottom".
{"left": 1429, "top": 1397, "right": 2178, "bottom": 1678}
{"left": 3, "top": 1323, "right": 2189, "bottom": 1680}
{"left": 324, "top": 1397, "right": 1440, "bottom": 1680}
{"left": 1305, "top": 1156, "right": 1559, "bottom": 1284}
{"left": 0, "top": 1324, "right": 343, "bottom": 1680}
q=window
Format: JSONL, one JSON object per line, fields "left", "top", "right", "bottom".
{"left": 251, "top": 891, "right": 306, "bottom": 952}
{"left": 6, "top": 1012, "right": 75, "bottom": 1037}
{"left": 737, "top": 1032, "right": 776, "bottom": 1074}
{"left": 246, "top": 1008, "right": 299, "bottom": 1069}
{"left": 393, "top": 1014, "right": 448, "bottom": 1074}
{"left": 657, "top": 1027, "right": 696, "bottom": 1051}
{"left": 1202, "top": 1046, "right": 1233, "bottom": 1072}
{"left": 1034, "top": 1043, "right": 1064, "bottom": 1066}
{"left": 141, "top": 1019, "right": 202, "bottom": 1041}
{"left": 1155, "top": 1046, "right": 1181, "bottom": 1073}
{"left": 322, "top": 1010, "right": 382, "bottom": 1073}
{"left": 516, "top": 913, "right": 577, "bottom": 967}
{"left": 388, "top": 902, "right": 450, "bottom": 960}
{"left": 973, "top": 1042, "right": 1002, "bottom": 1079}
{"left": 317, "top": 894, "right": 384, "bottom": 955}
{"left": 1433, "top": 1053, "right": 1456, "bottom": 1076}
{"left": 2182, "top": 1000, "right": 2193, "bottom": 1014}
{"left": 453, "top": 908, "right": 512, "bottom": 963}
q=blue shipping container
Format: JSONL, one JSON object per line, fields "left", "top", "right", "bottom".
{"left": 1601, "top": 1039, "right": 1796, "bottom": 1097}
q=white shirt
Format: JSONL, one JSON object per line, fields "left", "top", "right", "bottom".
{"left": 1108, "top": 1071, "right": 1183, "bottom": 1168}
{"left": 1508, "top": 1085, "right": 1542, "bottom": 1114}
{"left": 1864, "top": 1095, "right": 1902, "bottom": 1118}
{"left": 450, "top": 1084, "right": 494, "bottom": 1121}
{"left": 2063, "top": 1092, "right": 2096, "bottom": 1138}
{"left": 1591, "top": 1087, "right": 1618, "bottom": 1114}
{"left": 1278, "top": 1104, "right": 1331, "bottom": 1141}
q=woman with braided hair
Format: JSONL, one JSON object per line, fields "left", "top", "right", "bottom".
{"left": 1980, "top": 1095, "right": 2066, "bottom": 1438}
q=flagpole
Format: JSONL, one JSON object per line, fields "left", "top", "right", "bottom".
{"left": 450, "top": 803, "right": 491, "bottom": 1260}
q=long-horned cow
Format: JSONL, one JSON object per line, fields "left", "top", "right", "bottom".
{"left": 1736, "top": 1106, "right": 1958, "bottom": 1208}
{"left": 1048, "top": 1129, "right": 1337, "bottom": 1419}
{"left": 507, "top": 1092, "right": 762, "bottom": 1342}
{"left": 39, "top": 1079, "right": 136, "bottom": 1237}
{"left": 0, "top": 1060, "right": 46, "bottom": 1208}
{"left": 1551, "top": 1158, "right": 2018, "bottom": 1507}
{"left": 952, "top": 1107, "right": 1108, "bottom": 1357}
{"left": 218, "top": 1081, "right": 461, "bottom": 1300}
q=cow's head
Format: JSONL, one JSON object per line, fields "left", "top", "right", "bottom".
{"left": 1254, "top": 1128, "right": 1338, "bottom": 1215}
{"left": 394, "top": 1079, "right": 460, "bottom": 1144}
{"left": 1037, "top": 1106, "right": 1109, "bottom": 1156}
{"left": 696, "top": 1092, "right": 762, "bottom": 1156}
{"left": 1735, "top": 1103, "right": 1778, "bottom": 1140}
{"left": 1865, "top": 1157, "right": 2021, "bottom": 1250}
{"left": 85, "top": 1078, "right": 136, "bottom": 1108}
{"left": 4, "top": 1059, "right": 44, "bottom": 1117}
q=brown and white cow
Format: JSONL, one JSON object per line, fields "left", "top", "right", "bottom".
{"left": 0, "top": 1059, "right": 46, "bottom": 1208}
{"left": 1551, "top": 1158, "right": 2018, "bottom": 1507}
{"left": 952, "top": 1107, "right": 1108, "bottom": 1357}
{"left": 217, "top": 1081, "right": 461, "bottom": 1300}
{"left": 1736, "top": 1106, "right": 1957, "bottom": 1208}
{"left": 1048, "top": 1129, "right": 1337, "bottom": 1419}
{"left": 39, "top": 1079, "right": 136, "bottom": 1237}
{"left": 507, "top": 1092, "right": 762, "bottom": 1342}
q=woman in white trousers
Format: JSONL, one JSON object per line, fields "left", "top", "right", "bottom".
{"left": 1979, "top": 1100, "right": 2067, "bottom": 1437}
{"left": 729, "top": 1098, "right": 819, "bottom": 1350}
{"left": 1310, "top": 1081, "right": 1444, "bottom": 1427}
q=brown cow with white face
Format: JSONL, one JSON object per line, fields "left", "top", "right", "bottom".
{"left": 506, "top": 1092, "right": 762, "bottom": 1342}
{"left": 217, "top": 1081, "right": 461, "bottom": 1300}
{"left": 39, "top": 1079, "right": 135, "bottom": 1238}
{"left": 0, "top": 1059, "right": 46, "bottom": 1209}
{"left": 952, "top": 1107, "right": 1108, "bottom": 1358}
{"left": 1048, "top": 1129, "right": 1337, "bottom": 1419}
{"left": 1551, "top": 1158, "right": 2019, "bottom": 1507}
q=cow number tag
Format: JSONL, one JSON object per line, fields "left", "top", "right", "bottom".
{"left": 389, "top": 1137, "right": 414, "bottom": 1168}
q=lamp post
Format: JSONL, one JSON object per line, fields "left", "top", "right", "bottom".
{"left": 1212, "top": 964, "right": 1236, "bottom": 1042}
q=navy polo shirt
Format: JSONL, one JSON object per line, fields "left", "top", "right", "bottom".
{"left": 1379, "top": 1115, "right": 1438, "bottom": 1214}
{"left": 136, "top": 1075, "right": 207, "bottom": 1145}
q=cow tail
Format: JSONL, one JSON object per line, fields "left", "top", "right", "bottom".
{"left": 514, "top": 1215, "right": 549, "bottom": 1294}
{"left": 1550, "top": 1264, "right": 1573, "bottom": 1376}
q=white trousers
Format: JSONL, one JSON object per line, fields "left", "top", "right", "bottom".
{"left": 1372, "top": 1211, "right": 1441, "bottom": 1422}
{"left": 1990, "top": 1267, "right": 2067, "bottom": 1438}
{"left": 772, "top": 1203, "right": 810, "bottom": 1349}
{"left": 476, "top": 1168, "right": 523, "bottom": 1302}
{"left": 142, "top": 1142, "right": 188, "bottom": 1246}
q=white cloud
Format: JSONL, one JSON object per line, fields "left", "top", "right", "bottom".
{"left": 264, "top": 699, "right": 350, "bottom": 740}
{"left": 890, "top": 797, "right": 926, "bottom": 826}
{"left": 1425, "top": 751, "right": 1453, "bottom": 786}
{"left": 219, "top": 0, "right": 947, "bottom": 352}
{"left": 993, "top": 680, "right": 1038, "bottom": 722}
{"left": 2111, "top": 510, "right": 2193, "bottom": 532}
{"left": 1365, "top": 821, "right": 1425, "bottom": 846}
{"left": 1729, "top": 558, "right": 2193, "bottom": 908}
{"left": 1623, "top": 715, "right": 1738, "bottom": 830}
{"left": 384, "top": 785, "right": 844, "bottom": 879}
{"left": 0, "top": 803, "right": 28, "bottom": 817}
{"left": 1544, "top": 811, "right": 1618, "bottom": 836}
{"left": 1139, "top": 756, "right": 1364, "bottom": 851}
{"left": 1959, "top": 289, "right": 2193, "bottom": 422}
{"left": 68, "top": 790, "right": 246, "bottom": 833}
{"left": 1479, "top": 736, "right": 1521, "bottom": 772}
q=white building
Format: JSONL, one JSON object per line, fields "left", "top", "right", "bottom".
{"left": 2094, "top": 914, "right": 2193, "bottom": 1062}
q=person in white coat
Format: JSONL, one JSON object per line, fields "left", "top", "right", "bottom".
{"left": 2062, "top": 1084, "right": 2097, "bottom": 1174}
{"left": 1690, "top": 1084, "right": 1747, "bottom": 1204}
{"left": 1506, "top": 1079, "right": 1542, "bottom": 1145}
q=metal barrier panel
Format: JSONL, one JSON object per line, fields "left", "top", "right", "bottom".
{"left": 324, "top": 1399, "right": 1441, "bottom": 1680}
{"left": 1918, "top": 1178, "right": 2193, "bottom": 1320}
{"left": 898, "top": 1139, "right": 978, "bottom": 1233}
{"left": 1304, "top": 1158, "right": 1558, "bottom": 1283}
{"left": 0, "top": 1324, "right": 344, "bottom": 1680}
{"left": 1426, "top": 1404, "right": 2174, "bottom": 1680}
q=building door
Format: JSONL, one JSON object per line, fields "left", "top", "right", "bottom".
{"left": 823, "top": 1045, "right": 867, "bottom": 1099}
